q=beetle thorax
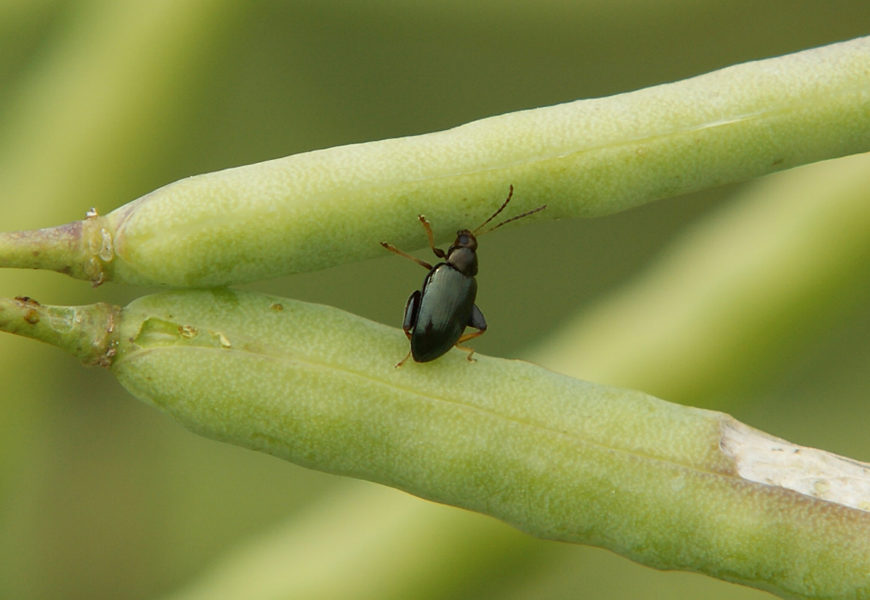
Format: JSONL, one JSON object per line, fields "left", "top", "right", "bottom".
{"left": 447, "top": 229, "right": 478, "bottom": 276}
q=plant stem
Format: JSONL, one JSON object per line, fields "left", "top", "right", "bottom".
{"left": 0, "top": 215, "right": 113, "bottom": 285}
{"left": 0, "top": 296, "right": 119, "bottom": 366}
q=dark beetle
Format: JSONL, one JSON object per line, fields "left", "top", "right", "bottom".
{"left": 380, "top": 186, "right": 545, "bottom": 366}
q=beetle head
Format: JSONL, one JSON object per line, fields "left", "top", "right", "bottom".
{"left": 452, "top": 229, "right": 478, "bottom": 251}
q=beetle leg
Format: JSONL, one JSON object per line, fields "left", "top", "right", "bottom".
{"left": 395, "top": 350, "right": 412, "bottom": 368}
{"left": 418, "top": 215, "right": 447, "bottom": 259}
{"left": 380, "top": 242, "right": 433, "bottom": 270}
{"left": 454, "top": 331, "right": 485, "bottom": 361}
{"left": 394, "top": 291, "right": 421, "bottom": 368}
{"left": 401, "top": 291, "right": 421, "bottom": 335}
{"left": 466, "top": 304, "right": 487, "bottom": 331}
{"left": 455, "top": 305, "right": 487, "bottom": 361}
{"left": 456, "top": 327, "right": 486, "bottom": 345}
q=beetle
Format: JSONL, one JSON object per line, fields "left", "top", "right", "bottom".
{"left": 380, "top": 186, "right": 546, "bottom": 366}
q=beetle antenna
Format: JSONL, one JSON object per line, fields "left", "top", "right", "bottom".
{"left": 472, "top": 186, "right": 546, "bottom": 235}
{"left": 472, "top": 185, "right": 515, "bottom": 234}
{"left": 481, "top": 204, "right": 547, "bottom": 234}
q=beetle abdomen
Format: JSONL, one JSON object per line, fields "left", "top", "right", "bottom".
{"left": 411, "top": 264, "right": 476, "bottom": 362}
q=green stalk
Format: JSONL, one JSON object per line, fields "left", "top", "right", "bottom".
{"left": 1, "top": 288, "right": 867, "bottom": 598}
{"left": 1, "top": 36, "right": 869, "bottom": 287}
{"left": 0, "top": 217, "right": 110, "bottom": 284}
{"left": 0, "top": 296, "right": 119, "bottom": 366}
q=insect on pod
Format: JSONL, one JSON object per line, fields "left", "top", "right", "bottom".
{"left": 381, "top": 186, "right": 546, "bottom": 367}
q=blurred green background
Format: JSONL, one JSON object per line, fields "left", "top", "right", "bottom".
{"left": 1, "top": 1, "right": 868, "bottom": 599}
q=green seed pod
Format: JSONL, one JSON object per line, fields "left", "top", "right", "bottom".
{"left": 2, "top": 37, "right": 869, "bottom": 287}
{"left": 2, "top": 289, "right": 867, "bottom": 598}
